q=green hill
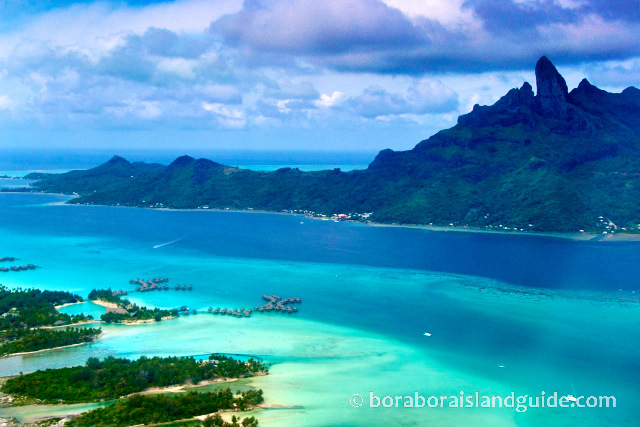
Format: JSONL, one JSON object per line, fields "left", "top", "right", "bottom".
{"left": 29, "top": 57, "right": 640, "bottom": 233}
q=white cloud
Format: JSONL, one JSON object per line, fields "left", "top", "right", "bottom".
{"left": 1, "top": 0, "right": 243, "bottom": 57}
{"left": 264, "top": 81, "right": 319, "bottom": 100}
{"left": 347, "top": 78, "right": 458, "bottom": 118}
{"left": 106, "top": 99, "right": 163, "bottom": 120}
{"left": 538, "top": 14, "right": 640, "bottom": 53}
{"left": 156, "top": 58, "right": 197, "bottom": 79}
{"left": 583, "top": 56, "right": 640, "bottom": 91}
{"left": 380, "top": 0, "right": 479, "bottom": 30}
{"left": 199, "top": 84, "right": 242, "bottom": 104}
{"left": 0, "top": 95, "right": 13, "bottom": 110}
{"left": 202, "top": 102, "right": 247, "bottom": 128}
{"left": 316, "top": 91, "right": 344, "bottom": 108}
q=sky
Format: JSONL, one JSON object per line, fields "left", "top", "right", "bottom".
{"left": 0, "top": 0, "right": 639, "bottom": 154}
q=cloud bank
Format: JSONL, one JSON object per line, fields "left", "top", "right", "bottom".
{"left": 0, "top": 0, "right": 637, "bottom": 149}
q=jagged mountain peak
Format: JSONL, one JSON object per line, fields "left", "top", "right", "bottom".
{"left": 534, "top": 56, "right": 569, "bottom": 117}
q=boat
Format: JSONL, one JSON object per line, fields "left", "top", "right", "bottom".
{"left": 566, "top": 383, "right": 578, "bottom": 402}
{"left": 423, "top": 332, "right": 431, "bottom": 337}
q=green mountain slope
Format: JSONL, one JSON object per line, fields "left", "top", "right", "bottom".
{"left": 30, "top": 57, "right": 640, "bottom": 232}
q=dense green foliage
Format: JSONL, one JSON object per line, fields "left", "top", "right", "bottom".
{"left": 68, "top": 390, "right": 263, "bottom": 426}
{"left": 25, "top": 157, "right": 164, "bottom": 194}
{"left": 208, "top": 355, "right": 266, "bottom": 378}
{"left": 100, "top": 306, "right": 178, "bottom": 323}
{"left": 203, "top": 414, "right": 259, "bottom": 427}
{"left": 3, "top": 354, "right": 267, "bottom": 403}
{"left": 29, "top": 59, "right": 640, "bottom": 232}
{"left": 88, "top": 288, "right": 178, "bottom": 323}
{"left": 88, "top": 288, "right": 126, "bottom": 305}
{"left": 0, "top": 327, "right": 100, "bottom": 356}
{"left": 0, "top": 286, "right": 90, "bottom": 330}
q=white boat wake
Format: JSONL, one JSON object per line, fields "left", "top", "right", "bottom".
{"left": 153, "top": 237, "right": 185, "bottom": 249}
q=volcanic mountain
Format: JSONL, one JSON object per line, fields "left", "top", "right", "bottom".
{"left": 29, "top": 57, "right": 640, "bottom": 232}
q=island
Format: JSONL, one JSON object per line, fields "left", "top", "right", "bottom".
{"left": 88, "top": 289, "right": 178, "bottom": 323}
{"left": 0, "top": 286, "right": 97, "bottom": 358}
{"left": 2, "top": 354, "right": 266, "bottom": 426}
{"left": 23, "top": 57, "right": 640, "bottom": 234}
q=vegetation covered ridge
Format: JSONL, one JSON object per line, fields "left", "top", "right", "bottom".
{"left": 2, "top": 354, "right": 267, "bottom": 403}
{"left": 27, "top": 56, "right": 640, "bottom": 233}
{"left": 0, "top": 327, "right": 101, "bottom": 357}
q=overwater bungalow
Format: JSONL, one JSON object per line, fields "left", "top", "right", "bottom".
{"left": 188, "top": 284, "right": 192, "bottom": 290}
{"left": 254, "top": 293, "right": 302, "bottom": 314}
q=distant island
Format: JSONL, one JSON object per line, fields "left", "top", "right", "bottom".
{"left": 25, "top": 57, "right": 640, "bottom": 233}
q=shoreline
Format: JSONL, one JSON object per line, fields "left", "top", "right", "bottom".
{"left": 91, "top": 299, "right": 176, "bottom": 324}
{"left": 74, "top": 199, "right": 640, "bottom": 242}
{"left": 42, "top": 319, "right": 103, "bottom": 329}
{"left": 365, "top": 222, "right": 640, "bottom": 241}
{"left": 90, "top": 299, "right": 120, "bottom": 310}
{"left": 54, "top": 301, "right": 84, "bottom": 310}
{"left": 0, "top": 335, "right": 101, "bottom": 360}
{"left": 5, "top": 190, "right": 640, "bottom": 242}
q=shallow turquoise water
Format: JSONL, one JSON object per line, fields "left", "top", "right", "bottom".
{"left": 0, "top": 193, "right": 638, "bottom": 426}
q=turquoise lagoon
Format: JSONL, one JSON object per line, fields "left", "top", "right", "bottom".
{"left": 0, "top": 192, "right": 638, "bottom": 426}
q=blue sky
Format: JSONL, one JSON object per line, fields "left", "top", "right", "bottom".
{"left": 0, "top": 0, "right": 638, "bottom": 153}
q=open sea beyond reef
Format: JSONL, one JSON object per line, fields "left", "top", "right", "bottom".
{"left": 0, "top": 190, "right": 639, "bottom": 425}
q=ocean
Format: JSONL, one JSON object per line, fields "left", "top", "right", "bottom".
{"left": 0, "top": 149, "right": 375, "bottom": 173}
{"left": 0, "top": 189, "right": 638, "bottom": 425}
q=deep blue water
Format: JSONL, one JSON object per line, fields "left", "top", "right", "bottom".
{"left": 0, "top": 193, "right": 637, "bottom": 293}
